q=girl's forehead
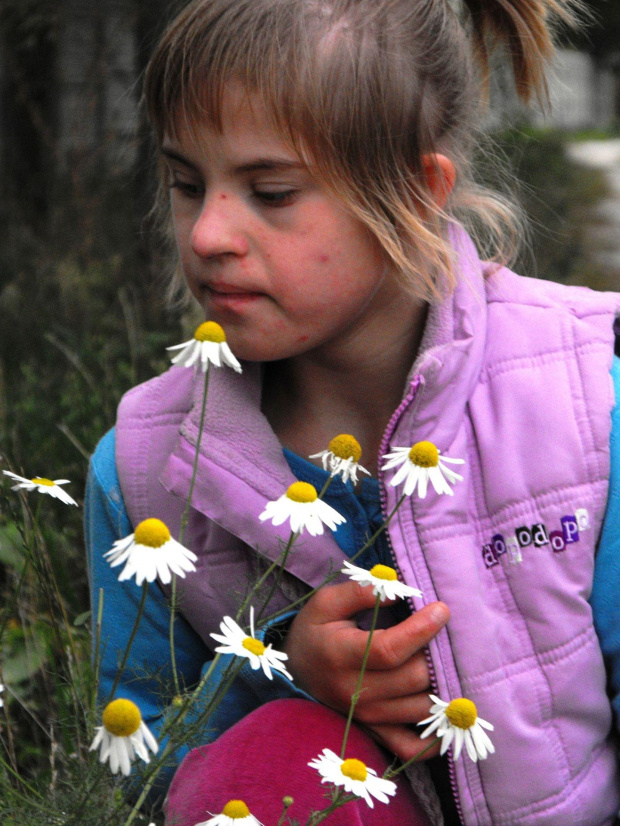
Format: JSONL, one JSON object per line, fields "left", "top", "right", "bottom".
{"left": 164, "top": 84, "right": 308, "bottom": 166}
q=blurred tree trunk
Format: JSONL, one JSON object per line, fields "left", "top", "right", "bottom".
{"left": 0, "top": 0, "right": 58, "bottom": 232}
{"left": 0, "top": 0, "right": 182, "bottom": 250}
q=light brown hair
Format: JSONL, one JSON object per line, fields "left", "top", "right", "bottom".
{"left": 144, "top": 0, "right": 580, "bottom": 303}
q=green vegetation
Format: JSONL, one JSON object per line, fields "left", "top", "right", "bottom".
{"left": 484, "top": 128, "right": 611, "bottom": 289}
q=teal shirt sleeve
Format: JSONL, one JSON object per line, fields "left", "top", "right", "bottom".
{"left": 85, "top": 428, "right": 309, "bottom": 800}
{"left": 591, "top": 355, "right": 620, "bottom": 732}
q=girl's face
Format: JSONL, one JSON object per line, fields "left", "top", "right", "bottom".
{"left": 162, "top": 86, "right": 408, "bottom": 363}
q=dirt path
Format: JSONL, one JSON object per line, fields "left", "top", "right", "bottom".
{"left": 565, "top": 139, "right": 620, "bottom": 289}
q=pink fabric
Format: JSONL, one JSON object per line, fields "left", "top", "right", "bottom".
{"left": 165, "top": 699, "right": 431, "bottom": 826}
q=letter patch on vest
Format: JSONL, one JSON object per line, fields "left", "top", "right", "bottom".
{"left": 482, "top": 508, "right": 589, "bottom": 568}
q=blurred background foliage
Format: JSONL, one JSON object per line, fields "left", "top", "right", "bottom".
{"left": 0, "top": 0, "right": 619, "bottom": 800}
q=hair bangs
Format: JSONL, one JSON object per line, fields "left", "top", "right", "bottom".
{"left": 146, "top": 0, "right": 309, "bottom": 147}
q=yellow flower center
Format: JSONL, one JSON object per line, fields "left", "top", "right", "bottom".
{"left": 222, "top": 800, "right": 251, "bottom": 818}
{"left": 286, "top": 481, "right": 318, "bottom": 503}
{"left": 369, "top": 563, "right": 398, "bottom": 581}
{"left": 408, "top": 441, "right": 439, "bottom": 468}
{"left": 242, "top": 636, "right": 266, "bottom": 656}
{"left": 31, "top": 477, "right": 54, "bottom": 486}
{"left": 328, "top": 434, "right": 362, "bottom": 463}
{"left": 133, "top": 518, "right": 171, "bottom": 548}
{"left": 445, "top": 698, "right": 478, "bottom": 730}
{"left": 194, "top": 320, "right": 226, "bottom": 343}
{"left": 341, "top": 758, "right": 368, "bottom": 782}
{"left": 102, "top": 698, "right": 142, "bottom": 737}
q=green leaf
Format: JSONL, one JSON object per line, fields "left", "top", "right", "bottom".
{"left": 73, "top": 610, "right": 91, "bottom": 627}
{"left": 2, "top": 625, "right": 50, "bottom": 684}
{"left": 0, "top": 524, "right": 26, "bottom": 570}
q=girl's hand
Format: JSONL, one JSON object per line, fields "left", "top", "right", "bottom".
{"left": 284, "top": 581, "right": 450, "bottom": 762}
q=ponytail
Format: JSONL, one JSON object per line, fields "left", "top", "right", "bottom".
{"left": 460, "top": 0, "right": 583, "bottom": 103}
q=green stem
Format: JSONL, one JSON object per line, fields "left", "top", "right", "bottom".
{"left": 179, "top": 369, "right": 210, "bottom": 544}
{"left": 169, "top": 575, "right": 181, "bottom": 696}
{"left": 340, "top": 594, "right": 382, "bottom": 759}
{"left": 305, "top": 791, "right": 357, "bottom": 825}
{"left": 106, "top": 582, "right": 148, "bottom": 704}
{"left": 255, "top": 530, "right": 298, "bottom": 624}
{"left": 169, "top": 658, "right": 243, "bottom": 748}
{"left": 121, "top": 742, "right": 176, "bottom": 826}
{"left": 317, "top": 475, "right": 334, "bottom": 500}
{"left": 169, "top": 369, "right": 210, "bottom": 696}
{"left": 384, "top": 736, "right": 441, "bottom": 778}
{"left": 28, "top": 501, "right": 84, "bottom": 735}
{"left": 92, "top": 588, "right": 104, "bottom": 721}
{"left": 348, "top": 493, "right": 406, "bottom": 564}
{"left": 0, "top": 553, "right": 29, "bottom": 647}
{"left": 158, "top": 650, "right": 224, "bottom": 741}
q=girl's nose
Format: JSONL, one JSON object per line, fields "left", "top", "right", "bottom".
{"left": 190, "top": 193, "right": 250, "bottom": 259}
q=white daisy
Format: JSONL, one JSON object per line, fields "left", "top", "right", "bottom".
{"left": 418, "top": 695, "right": 495, "bottom": 762}
{"left": 2, "top": 471, "right": 78, "bottom": 506}
{"left": 382, "top": 441, "right": 464, "bottom": 498}
{"left": 210, "top": 607, "right": 292, "bottom": 681}
{"left": 308, "top": 748, "right": 397, "bottom": 809}
{"left": 258, "top": 481, "right": 346, "bottom": 536}
{"left": 167, "top": 320, "right": 242, "bottom": 373}
{"left": 195, "top": 799, "right": 263, "bottom": 825}
{"left": 341, "top": 561, "right": 422, "bottom": 602}
{"left": 104, "top": 518, "right": 197, "bottom": 586}
{"left": 89, "top": 698, "right": 158, "bottom": 776}
{"left": 309, "top": 434, "right": 370, "bottom": 485}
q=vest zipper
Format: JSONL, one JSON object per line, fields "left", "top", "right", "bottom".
{"left": 378, "top": 374, "right": 465, "bottom": 826}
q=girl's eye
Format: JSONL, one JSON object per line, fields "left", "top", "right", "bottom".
{"left": 169, "top": 180, "right": 203, "bottom": 199}
{"left": 253, "top": 188, "right": 297, "bottom": 207}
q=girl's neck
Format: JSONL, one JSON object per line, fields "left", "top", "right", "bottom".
{"left": 261, "top": 301, "right": 427, "bottom": 476}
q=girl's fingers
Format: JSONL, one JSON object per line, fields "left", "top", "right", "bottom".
{"left": 303, "top": 580, "right": 393, "bottom": 623}
{"left": 338, "top": 602, "right": 450, "bottom": 670}
{"left": 344, "top": 654, "right": 431, "bottom": 703}
{"left": 351, "top": 692, "right": 435, "bottom": 727}
{"left": 365, "top": 722, "right": 442, "bottom": 763}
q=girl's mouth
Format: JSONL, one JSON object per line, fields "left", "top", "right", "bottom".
{"left": 206, "top": 285, "right": 264, "bottom": 309}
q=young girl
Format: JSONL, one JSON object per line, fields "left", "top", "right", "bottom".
{"left": 86, "top": 0, "right": 620, "bottom": 824}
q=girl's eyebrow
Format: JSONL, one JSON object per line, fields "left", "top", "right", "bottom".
{"left": 160, "top": 146, "right": 305, "bottom": 175}
{"left": 160, "top": 147, "right": 200, "bottom": 171}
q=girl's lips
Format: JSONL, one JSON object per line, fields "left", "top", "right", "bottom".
{"left": 206, "top": 285, "right": 264, "bottom": 308}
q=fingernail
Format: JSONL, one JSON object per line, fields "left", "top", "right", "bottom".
{"left": 428, "top": 603, "right": 449, "bottom": 625}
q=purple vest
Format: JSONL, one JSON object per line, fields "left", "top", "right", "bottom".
{"left": 116, "top": 228, "right": 620, "bottom": 824}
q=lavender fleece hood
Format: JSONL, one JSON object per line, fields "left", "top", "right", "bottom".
{"left": 116, "top": 228, "right": 620, "bottom": 824}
